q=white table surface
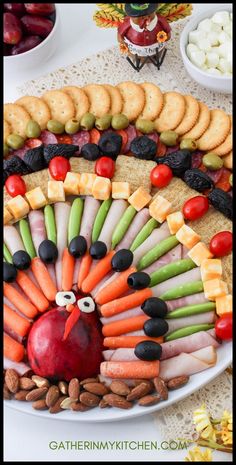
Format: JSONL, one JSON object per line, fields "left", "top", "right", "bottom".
{"left": 4, "top": 3, "right": 232, "bottom": 462}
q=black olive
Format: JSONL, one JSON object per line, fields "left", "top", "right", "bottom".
{"left": 68, "top": 235, "right": 87, "bottom": 258}
{"left": 184, "top": 168, "right": 214, "bottom": 192}
{"left": 156, "top": 150, "right": 192, "bottom": 176}
{"left": 208, "top": 188, "right": 233, "bottom": 220}
{"left": 38, "top": 239, "right": 58, "bottom": 264}
{"left": 130, "top": 136, "right": 157, "bottom": 160}
{"left": 127, "top": 271, "right": 150, "bottom": 290}
{"left": 89, "top": 241, "right": 107, "bottom": 259}
{"left": 143, "top": 318, "right": 169, "bottom": 337}
{"left": 12, "top": 250, "right": 31, "bottom": 270}
{"left": 98, "top": 133, "right": 122, "bottom": 160}
{"left": 134, "top": 340, "right": 162, "bottom": 361}
{"left": 81, "top": 143, "right": 100, "bottom": 161}
{"left": 141, "top": 297, "right": 168, "bottom": 318}
{"left": 111, "top": 249, "right": 133, "bottom": 272}
{"left": 3, "top": 262, "right": 17, "bottom": 282}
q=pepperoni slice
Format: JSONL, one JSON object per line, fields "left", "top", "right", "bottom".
{"left": 123, "top": 125, "right": 137, "bottom": 153}
{"left": 191, "top": 152, "right": 203, "bottom": 169}
{"left": 25, "top": 138, "right": 43, "bottom": 149}
{"left": 166, "top": 144, "right": 180, "bottom": 155}
{"left": 40, "top": 130, "right": 58, "bottom": 145}
{"left": 205, "top": 167, "right": 224, "bottom": 184}
{"left": 71, "top": 131, "right": 90, "bottom": 154}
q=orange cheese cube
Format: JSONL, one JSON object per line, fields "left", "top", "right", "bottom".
{"left": 166, "top": 211, "right": 184, "bottom": 234}
{"left": 25, "top": 187, "right": 47, "bottom": 210}
{"left": 149, "top": 195, "right": 172, "bottom": 223}
{"left": 79, "top": 173, "right": 96, "bottom": 195}
{"left": 176, "top": 224, "right": 201, "bottom": 249}
{"left": 48, "top": 181, "right": 65, "bottom": 203}
{"left": 63, "top": 172, "right": 80, "bottom": 195}
{"left": 203, "top": 279, "right": 228, "bottom": 301}
{"left": 4, "top": 207, "right": 13, "bottom": 225}
{"left": 112, "top": 182, "right": 130, "bottom": 200}
{"left": 188, "top": 242, "right": 213, "bottom": 266}
{"left": 215, "top": 294, "right": 232, "bottom": 316}
{"left": 201, "top": 259, "right": 222, "bottom": 282}
{"left": 128, "top": 186, "right": 151, "bottom": 212}
{"left": 92, "top": 176, "right": 111, "bottom": 200}
{"left": 7, "top": 195, "right": 29, "bottom": 220}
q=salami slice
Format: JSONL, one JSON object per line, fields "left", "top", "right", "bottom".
{"left": 146, "top": 132, "right": 159, "bottom": 144}
{"left": 123, "top": 125, "right": 137, "bottom": 153}
{"left": 72, "top": 130, "right": 90, "bottom": 154}
{"left": 191, "top": 151, "right": 203, "bottom": 169}
{"left": 40, "top": 130, "right": 57, "bottom": 145}
{"left": 205, "top": 167, "right": 224, "bottom": 184}
{"left": 12, "top": 146, "right": 29, "bottom": 160}
{"left": 166, "top": 144, "right": 180, "bottom": 155}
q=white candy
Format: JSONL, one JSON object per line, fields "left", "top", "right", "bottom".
{"left": 206, "top": 51, "right": 219, "bottom": 68}
{"left": 207, "top": 31, "right": 219, "bottom": 46}
{"left": 211, "top": 11, "right": 230, "bottom": 26}
{"left": 217, "top": 42, "right": 232, "bottom": 58}
{"left": 190, "top": 50, "right": 206, "bottom": 68}
{"left": 198, "top": 38, "right": 212, "bottom": 52}
{"left": 189, "top": 30, "right": 205, "bottom": 45}
{"left": 223, "top": 23, "right": 232, "bottom": 37}
{"left": 197, "top": 18, "right": 213, "bottom": 32}
{"left": 186, "top": 43, "right": 199, "bottom": 59}
{"left": 217, "top": 58, "right": 232, "bottom": 74}
{"left": 211, "top": 23, "right": 223, "bottom": 34}
{"left": 207, "top": 68, "right": 222, "bottom": 76}
{"left": 218, "top": 31, "right": 230, "bottom": 44}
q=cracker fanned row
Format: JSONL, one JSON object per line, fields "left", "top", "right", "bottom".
{"left": 4, "top": 82, "right": 232, "bottom": 152}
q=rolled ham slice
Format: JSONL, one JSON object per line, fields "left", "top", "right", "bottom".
{"left": 159, "top": 346, "right": 217, "bottom": 381}
{"left": 91, "top": 270, "right": 114, "bottom": 298}
{"left": 54, "top": 202, "right": 71, "bottom": 290}
{"left": 132, "top": 222, "right": 170, "bottom": 267}
{"left": 28, "top": 210, "right": 46, "bottom": 254}
{"left": 72, "top": 258, "right": 81, "bottom": 290}
{"left": 152, "top": 267, "right": 201, "bottom": 297}
{"left": 80, "top": 196, "right": 100, "bottom": 248}
{"left": 98, "top": 200, "right": 127, "bottom": 250}
{"left": 181, "top": 245, "right": 189, "bottom": 259}
{"left": 143, "top": 244, "right": 182, "bottom": 275}
{"left": 116, "top": 208, "right": 150, "bottom": 251}
{"left": 4, "top": 225, "right": 25, "bottom": 255}
{"left": 166, "top": 311, "right": 216, "bottom": 333}
{"left": 4, "top": 357, "right": 31, "bottom": 376}
{"left": 167, "top": 293, "right": 208, "bottom": 312}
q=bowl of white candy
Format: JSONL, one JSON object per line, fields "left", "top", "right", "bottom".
{"left": 180, "top": 5, "right": 232, "bottom": 94}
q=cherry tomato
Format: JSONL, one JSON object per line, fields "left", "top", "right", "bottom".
{"left": 209, "top": 231, "right": 232, "bottom": 257}
{"left": 215, "top": 313, "right": 232, "bottom": 340}
{"left": 49, "top": 156, "right": 70, "bottom": 181}
{"left": 182, "top": 196, "right": 209, "bottom": 221}
{"left": 95, "top": 156, "right": 115, "bottom": 178}
{"left": 5, "top": 174, "right": 26, "bottom": 197}
{"left": 25, "top": 138, "right": 42, "bottom": 149}
{"left": 150, "top": 164, "right": 173, "bottom": 188}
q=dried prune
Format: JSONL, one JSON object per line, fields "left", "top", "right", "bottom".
{"left": 98, "top": 133, "right": 122, "bottom": 160}
{"left": 208, "top": 188, "right": 233, "bottom": 220}
{"left": 184, "top": 168, "right": 214, "bottom": 191}
{"left": 130, "top": 136, "right": 157, "bottom": 160}
{"left": 4, "top": 156, "right": 30, "bottom": 177}
{"left": 156, "top": 149, "right": 192, "bottom": 176}
{"left": 43, "top": 144, "right": 79, "bottom": 164}
{"left": 24, "top": 146, "right": 45, "bottom": 172}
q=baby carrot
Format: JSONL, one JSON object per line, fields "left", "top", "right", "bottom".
{"left": 100, "top": 360, "right": 160, "bottom": 379}
{"left": 31, "top": 257, "right": 57, "bottom": 301}
{"left": 4, "top": 332, "right": 25, "bottom": 362}
{"left": 95, "top": 266, "right": 137, "bottom": 306}
{"left": 102, "top": 315, "right": 149, "bottom": 337}
{"left": 16, "top": 270, "right": 49, "bottom": 313}
{"left": 3, "top": 282, "right": 38, "bottom": 319}
{"left": 100, "top": 288, "right": 153, "bottom": 317}
{"left": 61, "top": 248, "right": 75, "bottom": 292}
{"left": 103, "top": 335, "right": 164, "bottom": 348}
{"left": 77, "top": 252, "right": 93, "bottom": 290}
{"left": 4, "top": 304, "right": 31, "bottom": 338}
{"left": 81, "top": 251, "right": 116, "bottom": 294}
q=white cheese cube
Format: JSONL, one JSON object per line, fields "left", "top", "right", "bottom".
{"left": 63, "top": 172, "right": 80, "bottom": 195}
{"left": 201, "top": 258, "right": 222, "bottom": 281}
{"left": 175, "top": 224, "right": 201, "bottom": 249}
{"left": 25, "top": 187, "right": 47, "bottom": 210}
{"left": 7, "top": 195, "right": 30, "bottom": 220}
{"left": 187, "top": 242, "right": 213, "bottom": 266}
{"left": 203, "top": 279, "right": 228, "bottom": 301}
{"left": 149, "top": 195, "right": 172, "bottom": 223}
{"left": 211, "top": 11, "right": 230, "bottom": 26}
{"left": 206, "top": 51, "right": 219, "bottom": 68}
{"left": 215, "top": 294, "right": 232, "bottom": 316}
{"left": 166, "top": 211, "right": 184, "bottom": 235}
{"left": 190, "top": 50, "right": 206, "bottom": 68}
{"left": 48, "top": 181, "right": 65, "bottom": 203}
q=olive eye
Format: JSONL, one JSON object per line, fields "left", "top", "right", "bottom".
{"left": 55, "top": 291, "right": 76, "bottom": 307}
{"left": 77, "top": 297, "right": 95, "bottom": 313}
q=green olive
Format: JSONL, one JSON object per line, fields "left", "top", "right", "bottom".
{"left": 65, "top": 119, "right": 80, "bottom": 135}
{"left": 4, "top": 143, "right": 9, "bottom": 157}
{"left": 95, "top": 115, "right": 112, "bottom": 131}
{"left": 160, "top": 130, "right": 179, "bottom": 147}
{"left": 180, "top": 138, "right": 198, "bottom": 152}
{"left": 7, "top": 133, "right": 25, "bottom": 150}
{"left": 80, "top": 113, "right": 96, "bottom": 131}
{"left": 229, "top": 174, "right": 233, "bottom": 187}
{"left": 111, "top": 114, "right": 129, "bottom": 130}
{"left": 26, "top": 120, "right": 41, "bottom": 138}
{"left": 135, "top": 119, "right": 155, "bottom": 134}
{"left": 202, "top": 152, "right": 224, "bottom": 171}
{"left": 47, "top": 119, "right": 65, "bottom": 135}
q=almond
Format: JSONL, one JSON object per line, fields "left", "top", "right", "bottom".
{"left": 80, "top": 377, "right": 98, "bottom": 386}
{"left": 19, "top": 377, "right": 36, "bottom": 391}
{"left": 79, "top": 392, "right": 100, "bottom": 407}
{"left": 83, "top": 382, "right": 109, "bottom": 396}
{"left": 153, "top": 377, "right": 168, "bottom": 400}
{"left": 133, "top": 379, "right": 154, "bottom": 389}
{"left": 46, "top": 385, "right": 60, "bottom": 407}
{"left": 127, "top": 382, "right": 152, "bottom": 401}
{"left": 32, "top": 399, "right": 48, "bottom": 410}
{"left": 167, "top": 376, "right": 189, "bottom": 390}
{"left": 71, "top": 402, "right": 92, "bottom": 412}
{"left": 49, "top": 395, "right": 67, "bottom": 414}
{"left": 58, "top": 381, "right": 68, "bottom": 395}
{"left": 60, "top": 397, "right": 74, "bottom": 410}
{"left": 138, "top": 394, "right": 161, "bottom": 406}
{"left": 99, "top": 398, "right": 110, "bottom": 409}
{"left": 68, "top": 378, "right": 80, "bottom": 400}
{"left": 3, "top": 384, "right": 11, "bottom": 400}
{"left": 103, "top": 393, "right": 133, "bottom": 409}
{"left": 110, "top": 380, "right": 130, "bottom": 396}
{"left": 5, "top": 369, "right": 19, "bottom": 393}
{"left": 31, "top": 375, "right": 50, "bottom": 388}
{"left": 26, "top": 387, "right": 48, "bottom": 402}
{"left": 14, "top": 390, "right": 28, "bottom": 401}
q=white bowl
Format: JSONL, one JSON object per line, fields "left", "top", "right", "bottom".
{"left": 4, "top": 7, "right": 60, "bottom": 72}
{"left": 180, "top": 5, "right": 232, "bottom": 94}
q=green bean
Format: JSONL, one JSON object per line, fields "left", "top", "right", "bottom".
{"left": 92, "top": 198, "right": 112, "bottom": 243}
{"left": 19, "top": 219, "right": 36, "bottom": 259}
{"left": 166, "top": 302, "right": 216, "bottom": 319}
{"left": 160, "top": 280, "right": 204, "bottom": 301}
{"left": 137, "top": 235, "right": 179, "bottom": 271}
{"left": 165, "top": 323, "right": 215, "bottom": 341}
{"left": 111, "top": 205, "right": 137, "bottom": 249}
{"left": 4, "top": 243, "right": 12, "bottom": 263}
{"left": 130, "top": 218, "right": 159, "bottom": 252}
{"left": 68, "top": 198, "right": 84, "bottom": 244}
{"left": 150, "top": 258, "right": 196, "bottom": 287}
{"left": 44, "top": 205, "right": 57, "bottom": 245}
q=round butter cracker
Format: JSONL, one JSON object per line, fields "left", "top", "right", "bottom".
{"left": 16, "top": 95, "right": 51, "bottom": 130}
{"left": 4, "top": 120, "right": 11, "bottom": 144}
{"left": 4, "top": 103, "right": 31, "bottom": 139}
{"left": 181, "top": 102, "right": 210, "bottom": 140}
{"left": 222, "top": 151, "right": 232, "bottom": 170}
{"left": 42, "top": 90, "right": 75, "bottom": 124}
{"left": 139, "top": 82, "right": 164, "bottom": 121}
{"left": 62, "top": 86, "right": 90, "bottom": 120}
{"left": 212, "top": 115, "right": 232, "bottom": 156}
{"left": 175, "top": 95, "right": 200, "bottom": 135}
{"left": 103, "top": 84, "right": 123, "bottom": 115}
{"left": 154, "top": 92, "right": 185, "bottom": 132}
{"left": 196, "top": 109, "right": 231, "bottom": 151}
{"left": 83, "top": 84, "right": 110, "bottom": 118}
{"left": 117, "top": 81, "right": 145, "bottom": 122}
